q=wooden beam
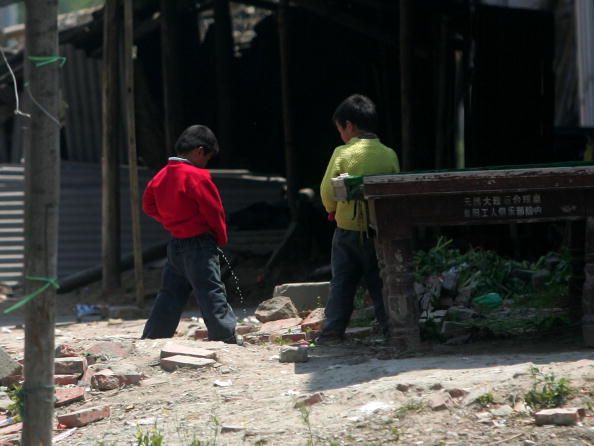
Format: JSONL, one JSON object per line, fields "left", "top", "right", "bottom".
{"left": 278, "top": 0, "right": 297, "bottom": 219}
{"left": 399, "top": 0, "right": 414, "bottom": 170}
{"left": 160, "top": 0, "right": 183, "bottom": 155}
{"left": 214, "top": 0, "right": 234, "bottom": 164}
{"left": 101, "top": 0, "right": 122, "bottom": 293}
{"left": 22, "top": 0, "right": 59, "bottom": 444}
{"left": 123, "top": 0, "right": 145, "bottom": 307}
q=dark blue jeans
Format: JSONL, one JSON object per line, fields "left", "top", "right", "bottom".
{"left": 142, "top": 234, "right": 237, "bottom": 341}
{"left": 322, "top": 228, "right": 388, "bottom": 337}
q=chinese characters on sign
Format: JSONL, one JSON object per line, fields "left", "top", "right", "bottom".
{"left": 463, "top": 194, "right": 543, "bottom": 218}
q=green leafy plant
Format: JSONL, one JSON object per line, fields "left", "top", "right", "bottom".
{"left": 297, "top": 404, "right": 315, "bottom": 446}
{"left": 396, "top": 399, "right": 425, "bottom": 417}
{"left": 7, "top": 384, "right": 24, "bottom": 422}
{"left": 524, "top": 367, "right": 573, "bottom": 410}
{"left": 135, "top": 424, "right": 164, "bottom": 446}
{"left": 475, "top": 392, "right": 495, "bottom": 407}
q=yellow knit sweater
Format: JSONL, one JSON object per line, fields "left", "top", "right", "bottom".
{"left": 320, "top": 137, "right": 400, "bottom": 231}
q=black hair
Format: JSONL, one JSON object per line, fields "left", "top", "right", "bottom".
{"left": 332, "top": 94, "right": 378, "bottom": 133}
{"left": 174, "top": 125, "right": 219, "bottom": 155}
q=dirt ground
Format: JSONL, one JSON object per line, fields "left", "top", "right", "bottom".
{"left": 0, "top": 314, "right": 592, "bottom": 445}
{"left": 0, "top": 258, "right": 592, "bottom": 446}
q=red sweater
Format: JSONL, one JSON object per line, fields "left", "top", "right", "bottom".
{"left": 143, "top": 160, "right": 228, "bottom": 246}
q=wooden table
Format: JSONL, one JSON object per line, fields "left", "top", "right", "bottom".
{"left": 363, "top": 163, "right": 594, "bottom": 350}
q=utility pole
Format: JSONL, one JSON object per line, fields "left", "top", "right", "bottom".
{"left": 102, "top": 0, "right": 122, "bottom": 294}
{"left": 160, "top": 0, "right": 183, "bottom": 157}
{"left": 278, "top": 0, "right": 298, "bottom": 220}
{"left": 22, "top": 0, "right": 60, "bottom": 444}
{"left": 124, "top": 0, "right": 145, "bottom": 306}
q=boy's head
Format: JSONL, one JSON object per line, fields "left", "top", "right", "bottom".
{"left": 174, "top": 125, "right": 219, "bottom": 167}
{"left": 332, "top": 94, "right": 378, "bottom": 143}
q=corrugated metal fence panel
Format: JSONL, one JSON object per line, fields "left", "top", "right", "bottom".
{"left": 0, "top": 162, "right": 287, "bottom": 285}
{"left": 58, "top": 162, "right": 167, "bottom": 278}
{"left": 61, "top": 44, "right": 102, "bottom": 163}
{"left": 0, "top": 164, "right": 24, "bottom": 287}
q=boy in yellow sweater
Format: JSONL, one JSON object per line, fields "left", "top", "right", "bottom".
{"left": 318, "top": 94, "right": 399, "bottom": 344}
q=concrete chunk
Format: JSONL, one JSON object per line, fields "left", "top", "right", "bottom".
{"left": 160, "top": 343, "right": 217, "bottom": 360}
{"left": 273, "top": 282, "right": 330, "bottom": 311}
{"left": 255, "top": 296, "right": 299, "bottom": 323}
{"left": 534, "top": 408, "right": 583, "bottom": 426}
{"left": 279, "top": 346, "right": 308, "bottom": 363}
{"left": 160, "top": 355, "right": 216, "bottom": 372}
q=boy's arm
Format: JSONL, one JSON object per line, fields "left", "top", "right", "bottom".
{"left": 142, "top": 182, "right": 161, "bottom": 222}
{"left": 190, "top": 175, "right": 228, "bottom": 246}
{"left": 320, "top": 149, "right": 340, "bottom": 214}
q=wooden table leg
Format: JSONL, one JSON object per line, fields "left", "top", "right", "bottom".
{"left": 375, "top": 227, "right": 420, "bottom": 351}
{"left": 582, "top": 217, "right": 594, "bottom": 347}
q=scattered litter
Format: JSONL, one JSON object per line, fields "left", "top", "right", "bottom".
{"left": 53, "top": 427, "right": 77, "bottom": 443}
{"left": 214, "top": 380, "right": 232, "bottom": 387}
{"left": 358, "top": 401, "right": 394, "bottom": 414}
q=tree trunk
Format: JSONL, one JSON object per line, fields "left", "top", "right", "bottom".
{"left": 22, "top": 0, "right": 60, "bottom": 443}
{"left": 124, "top": 0, "right": 145, "bottom": 306}
{"left": 102, "top": 0, "right": 122, "bottom": 294}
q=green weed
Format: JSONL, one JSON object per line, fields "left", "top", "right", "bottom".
{"left": 297, "top": 404, "right": 315, "bottom": 446}
{"left": 135, "top": 423, "right": 164, "bottom": 446}
{"left": 524, "top": 367, "right": 573, "bottom": 410}
{"left": 475, "top": 392, "right": 495, "bottom": 407}
{"left": 7, "top": 384, "right": 24, "bottom": 422}
{"left": 396, "top": 400, "right": 425, "bottom": 417}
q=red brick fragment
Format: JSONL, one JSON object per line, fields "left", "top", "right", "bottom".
{"left": 54, "top": 357, "right": 87, "bottom": 375}
{"left": 54, "top": 386, "right": 85, "bottom": 407}
{"left": 300, "top": 308, "right": 325, "bottom": 331}
{"left": 54, "top": 375, "right": 79, "bottom": 385}
{"left": 258, "top": 318, "right": 302, "bottom": 334}
{"left": 57, "top": 405, "right": 111, "bottom": 427}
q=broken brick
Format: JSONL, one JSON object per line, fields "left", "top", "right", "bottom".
{"left": 54, "top": 375, "right": 79, "bottom": 386}
{"left": 0, "top": 422, "right": 21, "bottom": 436}
{"left": 57, "top": 405, "right": 111, "bottom": 428}
{"left": 300, "top": 308, "right": 325, "bottom": 331}
{"left": 294, "top": 392, "right": 323, "bottom": 408}
{"left": 258, "top": 318, "right": 302, "bottom": 334}
{"left": 85, "top": 341, "right": 133, "bottom": 360}
{"left": 54, "top": 387, "right": 85, "bottom": 407}
{"left": 534, "top": 408, "right": 583, "bottom": 426}
{"left": 160, "top": 343, "right": 217, "bottom": 360}
{"left": 54, "top": 357, "right": 87, "bottom": 376}
{"left": 270, "top": 332, "right": 306, "bottom": 343}
{"left": 55, "top": 344, "right": 80, "bottom": 358}
{"left": 91, "top": 370, "right": 120, "bottom": 391}
{"left": 160, "top": 355, "right": 216, "bottom": 372}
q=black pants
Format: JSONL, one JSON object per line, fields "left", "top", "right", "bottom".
{"left": 321, "top": 228, "right": 388, "bottom": 337}
{"left": 142, "top": 234, "right": 237, "bottom": 341}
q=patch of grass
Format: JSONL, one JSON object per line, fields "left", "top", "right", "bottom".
{"left": 135, "top": 424, "right": 164, "bottom": 446}
{"left": 475, "top": 392, "right": 495, "bottom": 407}
{"left": 396, "top": 400, "right": 425, "bottom": 417}
{"left": 297, "top": 404, "right": 315, "bottom": 446}
{"left": 389, "top": 426, "right": 401, "bottom": 441}
{"left": 524, "top": 367, "right": 573, "bottom": 410}
{"left": 7, "top": 384, "right": 24, "bottom": 422}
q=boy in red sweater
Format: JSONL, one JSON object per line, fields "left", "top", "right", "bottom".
{"left": 141, "top": 125, "right": 238, "bottom": 343}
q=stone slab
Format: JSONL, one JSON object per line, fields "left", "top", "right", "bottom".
{"left": 160, "top": 355, "right": 216, "bottom": 372}
{"left": 160, "top": 343, "right": 217, "bottom": 360}
{"left": 273, "top": 282, "right": 330, "bottom": 311}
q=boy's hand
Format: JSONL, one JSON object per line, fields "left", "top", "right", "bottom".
{"left": 327, "top": 212, "right": 335, "bottom": 222}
